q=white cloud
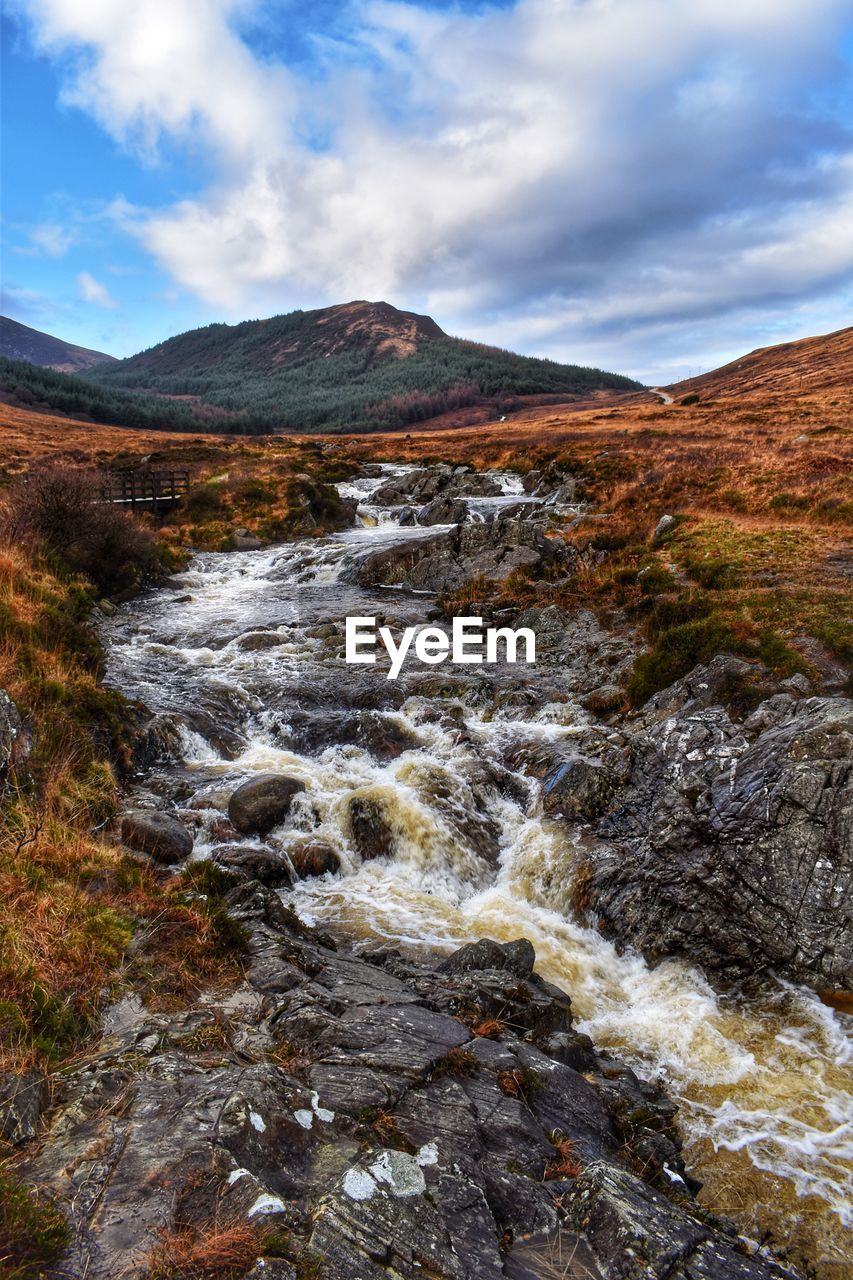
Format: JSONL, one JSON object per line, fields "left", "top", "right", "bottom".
{"left": 13, "top": 0, "right": 853, "bottom": 376}
{"left": 14, "top": 0, "right": 293, "bottom": 161}
{"left": 77, "top": 269, "right": 118, "bottom": 307}
{"left": 29, "top": 222, "right": 75, "bottom": 256}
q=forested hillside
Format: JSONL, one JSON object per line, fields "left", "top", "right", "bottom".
{"left": 0, "top": 358, "right": 207, "bottom": 433}
{"left": 1, "top": 301, "right": 641, "bottom": 434}
{"left": 89, "top": 300, "right": 641, "bottom": 432}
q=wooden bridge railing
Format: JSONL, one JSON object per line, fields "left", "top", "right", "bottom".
{"left": 100, "top": 469, "right": 190, "bottom": 511}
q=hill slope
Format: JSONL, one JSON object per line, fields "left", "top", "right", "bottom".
{"left": 89, "top": 299, "right": 642, "bottom": 432}
{"left": 0, "top": 316, "right": 117, "bottom": 373}
{"left": 666, "top": 324, "right": 853, "bottom": 399}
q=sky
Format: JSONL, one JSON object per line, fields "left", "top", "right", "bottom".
{"left": 2, "top": 0, "right": 852, "bottom": 384}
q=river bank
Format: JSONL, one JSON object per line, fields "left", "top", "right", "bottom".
{"left": 2, "top": 459, "right": 850, "bottom": 1280}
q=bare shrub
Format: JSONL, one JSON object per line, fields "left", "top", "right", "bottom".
{"left": 2, "top": 465, "right": 158, "bottom": 593}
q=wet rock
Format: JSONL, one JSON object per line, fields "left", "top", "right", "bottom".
{"left": 542, "top": 757, "right": 618, "bottom": 821}
{"left": 585, "top": 679, "right": 853, "bottom": 991}
{"left": 397, "top": 505, "right": 416, "bottom": 526}
{"left": 286, "top": 838, "right": 341, "bottom": 878}
{"left": 0, "top": 1072, "right": 48, "bottom": 1145}
{"left": 348, "top": 795, "right": 395, "bottom": 861}
{"left": 237, "top": 630, "right": 285, "bottom": 651}
{"left": 228, "top": 773, "right": 306, "bottom": 836}
{"left": 232, "top": 528, "right": 263, "bottom": 550}
{"left": 118, "top": 808, "right": 193, "bottom": 863}
{"left": 642, "top": 654, "right": 785, "bottom": 721}
{"left": 418, "top": 496, "right": 469, "bottom": 525}
{"left": 547, "top": 478, "right": 578, "bottom": 505}
{"left": 356, "top": 513, "right": 573, "bottom": 594}
{"left": 128, "top": 710, "right": 184, "bottom": 769}
{"left": 511, "top": 605, "right": 638, "bottom": 693}
{"left": 14, "top": 904, "right": 790, "bottom": 1280}
{"left": 563, "top": 1162, "right": 797, "bottom": 1280}
{"left": 441, "top": 938, "right": 535, "bottom": 978}
{"left": 0, "top": 687, "right": 29, "bottom": 793}
{"left": 210, "top": 843, "right": 294, "bottom": 887}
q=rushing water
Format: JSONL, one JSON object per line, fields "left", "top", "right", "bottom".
{"left": 102, "top": 468, "right": 853, "bottom": 1277}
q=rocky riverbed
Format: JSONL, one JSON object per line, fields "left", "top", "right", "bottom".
{"left": 4, "top": 462, "right": 850, "bottom": 1279}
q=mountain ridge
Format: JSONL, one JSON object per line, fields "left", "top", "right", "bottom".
{"left": 666, "top": 324, "right": 853, "bottom": 398}
{"left": 0, "top": 315, "right": 117, "bottom": 373}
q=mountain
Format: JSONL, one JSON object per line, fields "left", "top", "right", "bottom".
{"left": 666, "top": 324, "right": 853, "bottom": 399}
{"left": 0, "top": 316, "right": 117, "bottom": 373}
{"left": 87, "top": 299, "right": 642, "bottom": 432}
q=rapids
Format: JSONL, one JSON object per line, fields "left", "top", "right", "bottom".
{"left": 101, "top": 466, "right": 852, "bottom": 1277}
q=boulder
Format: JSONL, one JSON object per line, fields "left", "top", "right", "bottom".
{"left": 210, "top": 844, "right": 294, "bottom": 887}
{"left": 348, "top": 795, "right": 395, "bottom": 861}
{"left": 652, "top": 514, "right": 677, "bottom": 543}
{"left": 441, "top": 937, "right": 536, "bottom": 978}
{"left": 285, "top": 838, "right": 341, "bottom": 878}
{"left": 542, "top": 756, "right": 617, "bottom": 821}
{"left": 232, "top": 528, "right": 263, "bottom": 551}
{"left": 417, "top": 496, "right": 468, "bottom": 526}
{"left": 118, "top": 809, "right": 193, "bottom": 863}
{"left": 228, "top": 774, "right": 306, "bottom": 835}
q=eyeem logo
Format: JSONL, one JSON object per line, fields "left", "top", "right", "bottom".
{"left": 345, "top": 616, "right": 536, "bottom": 680}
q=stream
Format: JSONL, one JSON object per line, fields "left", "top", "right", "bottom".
{"left": 101, "top": 466, "right": 852, "bottom": 1276}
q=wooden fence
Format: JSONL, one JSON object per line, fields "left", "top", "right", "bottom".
{"left": 100, "top": 469, "right": 190, "bottom": 513}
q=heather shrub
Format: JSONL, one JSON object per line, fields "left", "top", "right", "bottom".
{"left": 2, "top": 465, "right": 158, "bottom": 594}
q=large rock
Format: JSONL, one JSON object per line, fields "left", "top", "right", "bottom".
{"left": 15, "top": 900, "right": 790, "bottom": 1280}
{"left": 210, "top": 843, "right": 294, "bottom": 886}
{"left": 118, "top": 809, "right": 193, "bottom": 863}
{"left": 564, "top": 1162, "right": 798, "bottom": 1280}
{"left": 417, "top": 496, "right": 469, "bottom": 526}
{"left": 582, "top": 663, "right": 853, "bottom": 991}
{"left": 355, "top": 513, "right": 573, "bottom": 595}
{"left": 348, "top": 795, "right": 396, "bottom": 861}
{"left": 228, "top": 773, "right": 306, "bottom": 835}
{"left": 285, "top": 838, "right": 341, "bottom": 878}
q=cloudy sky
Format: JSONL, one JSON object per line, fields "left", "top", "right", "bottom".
{"left": 2, "top": 0, "right": 852, "bottom": 382}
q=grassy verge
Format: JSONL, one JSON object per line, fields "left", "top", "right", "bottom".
{"left": 0, "top": 541, "right": 246, "bottom": 1076}
{"left": 443, "top": 505, "right": 851, "bottom": 705}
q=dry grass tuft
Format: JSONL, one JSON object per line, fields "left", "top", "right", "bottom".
{"left": 544, "top": 1134, "right": 582, "bottom": 1181}
{"left": 147, "top": 1219, "right": 265, "bottom": 1280}
{"left": 471, "top": 1018, "right": 505, "bottom": 1039}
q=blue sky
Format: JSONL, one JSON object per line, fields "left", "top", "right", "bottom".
{"left": 2, "top": 0, "right": 852, "bottom": 382}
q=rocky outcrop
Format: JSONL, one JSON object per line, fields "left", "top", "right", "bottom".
{"left": 355, "top": 514, "right": 573, "bottom": 594}
{"left": 0, "top": 687, "right": 29, "bottom": 793}
{"left": 575, "top": 658, "right": 853, "bottom": 991}
{"left": 14, "top": 884, "right": 793, "bottom": 1280}
{"left": 118, "top": 808, "right": 194, "bottom": 863}
{"left": 417, "top": 495, "right": 470, "bottom": 526}
{"left": 373, "top": 466, "right": 502, "bottom": 506}
{"left": 228, "top": 774, "right": 306, "bottom": 836}
{"left": 0, "top": 1071, "right": 48, "bottom": 1145}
